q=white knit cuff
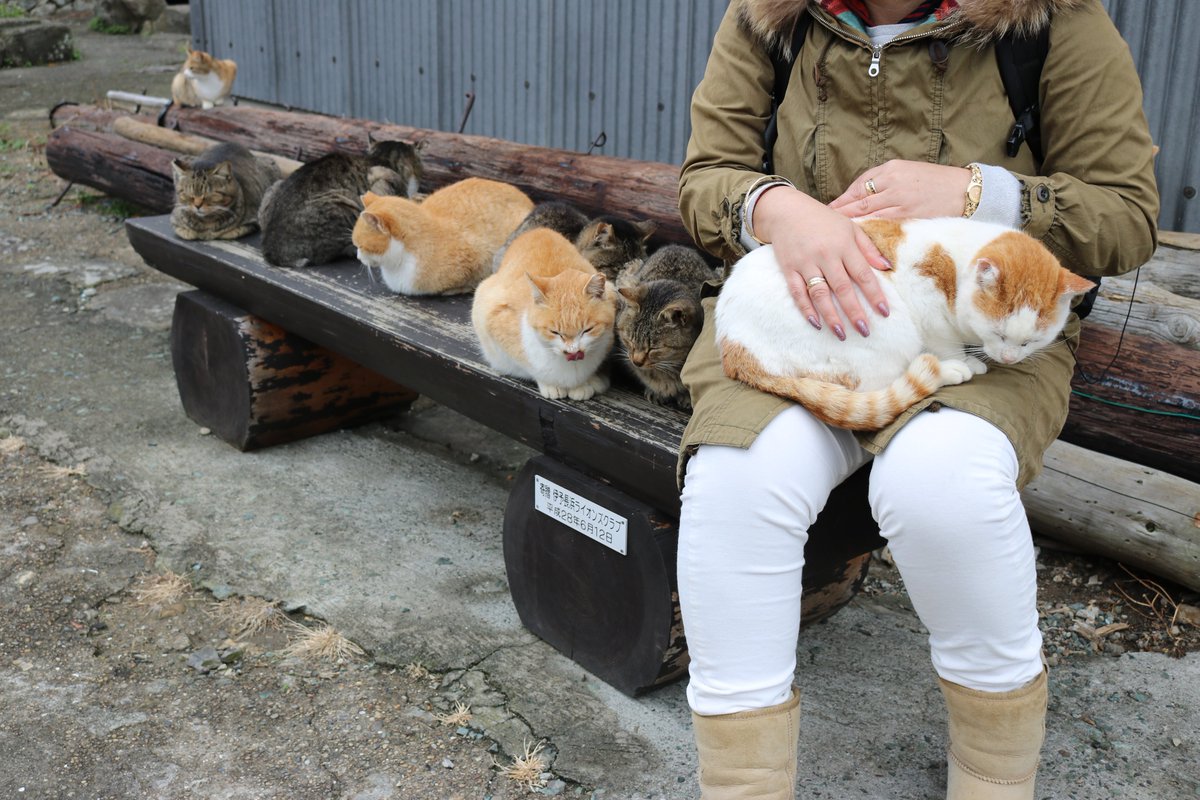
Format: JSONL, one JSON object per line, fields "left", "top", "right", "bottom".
{"left": 972, "top": 163, "right": 1022, "bottom": 229}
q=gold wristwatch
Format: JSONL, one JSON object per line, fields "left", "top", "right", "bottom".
{"left": 962, "top": 163, "right": 983, "bottom": 218}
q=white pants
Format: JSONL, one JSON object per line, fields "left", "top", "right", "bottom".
{"left": 678, "top": 405, "right": 1044, "bottom": 716}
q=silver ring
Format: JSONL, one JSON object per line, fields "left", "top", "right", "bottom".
{"left": 806, "top": 275, "right": 828, "bottom": 289}
{"left": 865, "top": 178, "right": 878, "bottom": 195}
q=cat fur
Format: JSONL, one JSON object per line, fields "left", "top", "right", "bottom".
{"left": 716, "top": 217, "right": 1095, "bottom": 430}
{"left": 171, "top": 48, "right": 237, "bottom": 109}
{"left": 169, "top": 142, "right": 280, "bottom": 241}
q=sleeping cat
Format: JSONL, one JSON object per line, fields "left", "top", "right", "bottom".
{"left": 614, "top": 244, "right": 717, "bottom": 409}
{"left": 258, "top": 139, "right": 424, "bottom": 268}
{"left": 171, "top": 48, "right": 237, "bottom": 109}
{"left": 716, "top": 217, "right": 1096, "bottom": 430}
{"left": 353, "top": 177, "right": 533, "bottom": 295}
{"left": 492, "top": 201, "right": 589, "bottom": 272}
{"left": 472, "top": 228, "right": 618, "bottom": 400}
{"left": 575, "top": 215, "right": 658, "bottom": 281}
{"left": 170, "top": 142, "right": 280, "bottom": 241}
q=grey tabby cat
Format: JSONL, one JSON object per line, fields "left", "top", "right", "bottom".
{"left": 575, "top": 215, "right": 658, "bottom": 281}
{"left": 614, "top": 244, "right": 717, "bottom": 409}
{"left": 170, "top": 142, "right": 281, "bottom": 241}
{"left": 491, "top": 201, "right": 589, "bottom": 271}
{"left": 257, "top": 139, "right": 424, "bottom": 268}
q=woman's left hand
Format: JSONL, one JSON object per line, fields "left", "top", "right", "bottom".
{"left": 829, "top": 160, "right": 973, "bottom": 219}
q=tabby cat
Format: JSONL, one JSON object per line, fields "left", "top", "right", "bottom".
{"left": 614, "top": 244, "right": 716, "bottom": 408}
{"left": 258, "top": 139, "right": 424, "bottom": 268}
{"left": 352, "top": 177, "right": 533, "bottom": 295}
{"left": 171, "top": 48, "right": 237, "bottom": 109}
{"left": 491, "top": 201, "right": 589, "bottom": 272}
{"left": 716, "top": 217, "right": 1096, "bottom": 430}
{"left": 575, "top": 216, "right": 658, "bottom": 281}
{"left": 472, "top": 228, "right": 618, "bottom": 401}
{"left": 169, "top": 142, "right": 280, "bottom": 241}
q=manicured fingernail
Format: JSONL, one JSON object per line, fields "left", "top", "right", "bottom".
{"left": 833, "top": 325, "right": 846, "bottom": 341}
{"left": 881, "top": 258, "right": 893, "bottom": 270}
{"left": 807, "top": 315, "right": 821, "bottom": 330}
{"left": 877, "top": 302, "right": 890, "bottom": 317}
{"left": 856, "top": 320, "right": 870, "bottom": 337}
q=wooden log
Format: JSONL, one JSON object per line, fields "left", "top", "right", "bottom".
{"left": 112, "top": 116, "right": 304, "bottom": 176}
{"left": 504, "top": 455, "right": 876, "bottom": 696}
{"left": 1023, "top": 440, "right": 1200, "bottom": 593}
{"left": 1066, "top": 321, "right": 1200, "bottom": 484}
{"left": 157, "top": 105, "right": 694, "bottom": 246}
{"left": 170, "top": 290, "right": 418, "bottom": 450}
{"left": 1086, "top": 277, "right": 1200, "bottom": 351}
{"left": 45, "top": 124, "right": 177, "bottom": 212}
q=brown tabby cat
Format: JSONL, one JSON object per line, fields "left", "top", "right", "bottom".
{"left": 717, "top": 217, "right": 1096, "bottom": 430}
{"left": 352, "top": 177, "right": 533, "bottom": 295}
{"left": 575, "top": 216, "right": 658, "bottom": 281}
{"left": 170, "top": 142, "right": 280, "bottom": 241}
{"left": 171, "top": 48, "right": 237, "bottom": 109}
{"left": 614, "top": 244, "right": 716, "bottom": 408}
{"left": 472, "top": 228, "right": 618, "bottom": 401}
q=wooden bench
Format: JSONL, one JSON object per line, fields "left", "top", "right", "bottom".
{"left": 125, "top": 214, "right": 884, "bottom": 696}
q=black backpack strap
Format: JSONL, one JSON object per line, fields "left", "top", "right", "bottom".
{"left": 995, "top": 26, "right": 1050, "bottom": 163}
{"left": 763, "top": 12, "right": 813, "bottom": 173}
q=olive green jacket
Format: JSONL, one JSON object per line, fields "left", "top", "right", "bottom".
{"left": 677, "top": 0, "right": 1160, "bottom": 488}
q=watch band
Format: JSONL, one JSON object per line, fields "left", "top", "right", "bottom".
{"left": 962, "top": 163, "right": 983, "bottom": 218}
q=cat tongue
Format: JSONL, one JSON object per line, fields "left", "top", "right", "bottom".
{"left": 566, "top": 351, "right": 585, "bottom": 362}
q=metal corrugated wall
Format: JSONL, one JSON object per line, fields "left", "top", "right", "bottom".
{"left": 192, "top": 0, "right": 1195, "bottom": 232}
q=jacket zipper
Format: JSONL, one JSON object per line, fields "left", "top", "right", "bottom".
{"left": 809, "top": 12, "right": 939, "bottom": 78}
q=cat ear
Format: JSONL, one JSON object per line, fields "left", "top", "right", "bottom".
{"left": 661, "top": 301, "right": 693, "bottom": 328}
{"left": 1060, "top": 271, "right": 1097, "bottom": 299}
{"left": 361, "top": 191, "right": 381, "bottom": 207}
{"left": 590, "top": 222, "right": 614, "bottom": 247}
{"left": 585, "top": 273, "right": 607, "bottom": 300}
{"left": 617, "top": 286, "right": 640, "bottom": 307}
{"left": 413, "top": 139, "right": 428, "bottom": 153}
{"left": 210, "top": 161, "right": 233, "bottom": 180}
{"left": 525, "top": 273, "right": 550, "bottom": 305}
{"left": 974, "top": 258, "right": 1000, "bottom": 290}
{"left": 366, "top": 130, "right": 376, "bottom": 147}
{"left": 171, "top": 158, "right": 190, "bottom": 179}
{"left": 634, "top": 219, "right": 658, "bottom": 242}
{"left": 360, "top": 212, "right": 386, "bottom": 234}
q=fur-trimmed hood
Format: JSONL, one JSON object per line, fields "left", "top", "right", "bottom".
{"left": 737, "top": 0, "right": 1090, "bottom": 54}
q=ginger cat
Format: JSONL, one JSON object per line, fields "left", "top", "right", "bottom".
{"left": 716, "top": 217, "right": 1096, "bottom": 430}
{"left": 352, "top": 178, "right": 533, "bottom": 295}
{"left": 472, "top": 228, "right": 618, "bottom": 401}
{"left": 171, "top": 48, "right": 237, "bottom": 109}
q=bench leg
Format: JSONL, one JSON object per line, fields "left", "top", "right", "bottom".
{"left": 169, "top": 290, "right": 418, "bottom": 450}
{"left": 501, "top": 456, "right": 880, "bottom": 696}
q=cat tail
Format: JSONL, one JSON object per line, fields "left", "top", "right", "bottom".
{"left": 720, "top": 340, "right": 960, "bottom": 431}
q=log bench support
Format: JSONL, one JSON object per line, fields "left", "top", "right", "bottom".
{"left": 170, "top": 291, "right": 418, "bottom": 450}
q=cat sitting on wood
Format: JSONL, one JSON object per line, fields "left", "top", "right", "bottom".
{"left": 258, "top": 138, "right": 425, "bottom": 269}
{"left": 171, "top": 48, "right": 237, "bottom": 109}
{"left": 716, "top": 217, "right": 1096, "bottom": 430}
{"left": 170, "top": 142, "right": 280, "bottom": 241}
{"left": 472, "top": 228, "right": 618, "bottom": 401}
{"left": 614, "top": 244, "right": 716, "bottom": 409}
{"left": 352, "top": 177, "right": 533, "bottom": 295}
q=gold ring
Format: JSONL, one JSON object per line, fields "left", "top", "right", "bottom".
{"left": 806, "top": 275, "right": 828, "bottom": 289}
{"left": 865, "top": 178, "right": 878, "bottom": 195}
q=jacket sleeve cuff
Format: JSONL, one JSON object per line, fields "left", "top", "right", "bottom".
{"left": 728, "top": 174, "right": 793, "bottom": 256}
{"left": 971, "top": 164, "right": 1022, "bottom": 229}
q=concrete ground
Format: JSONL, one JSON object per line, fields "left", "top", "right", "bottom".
{"left": 1, "top": 12, "right": 1198, "bottom": 800}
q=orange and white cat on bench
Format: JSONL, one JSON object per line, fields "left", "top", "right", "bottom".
{"left": 171, "top": 48, "right": 237, "bottom": 109}
{"left": 717, "top": 217, "right": 1095, "bottom": 430}
{"left": 472, "top": 228, "right": 618, "bottom": 401}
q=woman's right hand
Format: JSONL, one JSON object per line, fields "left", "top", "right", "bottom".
{"left": 751, "top": 184, "right": 891, "bottom": 340}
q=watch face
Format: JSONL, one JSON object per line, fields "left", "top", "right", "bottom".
{"left": 968, "top": 184, "right": 982, "bottom": 203}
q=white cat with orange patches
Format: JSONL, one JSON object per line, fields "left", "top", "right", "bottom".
{"left": 353, "top": 177, "right": 532, "bottom": 295}
{"left": 717, "top": 217, "right": 1095, "bottom": 430}
{"left": 472, "top": 228, "right": 618, "bottom": 401}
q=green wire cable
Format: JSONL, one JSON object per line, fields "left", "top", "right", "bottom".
{"left": 1071, "top": 389, "right": 1200, "bottom": 421}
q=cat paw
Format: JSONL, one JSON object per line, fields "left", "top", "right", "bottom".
{"left": 566, "top": 384, "right": 597, "bottom": 401}
{"left": 538, "top": 382, "right": 569, "bottom": 400}
{"left": 964, "top": 356, "right": 989, "bottom": 375}
{"left": 937, "top": 359, "right": 976, "bottom": 386}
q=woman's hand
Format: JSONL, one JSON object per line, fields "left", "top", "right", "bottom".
{"left": 752, "top": 184, "right": 891, "bottom": 340}
{"left": 829, "top": 160, "right": 973, "bottom": 220}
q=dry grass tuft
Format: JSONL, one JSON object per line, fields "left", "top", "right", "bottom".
{"left": 282, "top": 621, "right": 365, "bottom": 663}
{"left": 494, "top": 739, "right": 549, "bottom": 792}
{"left": 435, "top": 700, "right": 473, "bottom": 727}
{"left": 404, "top": 661, "right": 430, "bottom": 681}
{"left": 0, "top": 436, "right": 27, "bottom": 455}
{"left": 208, "top": 596, "right": 287, "bottom": 637}
{"left": 37, "top": 462, "right": 87, "bottom": 480}
{"left": 131, "top": 571, "right": 192, "bottom": 609}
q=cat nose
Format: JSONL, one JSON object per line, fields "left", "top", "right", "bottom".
{"left": 630, "top": 352, "right": 646, "bottom": 366}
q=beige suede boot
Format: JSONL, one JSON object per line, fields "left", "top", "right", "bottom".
{"left": 939, "top": 670, "right": 1048, "bottom": 800}
{"left": 692, "top": 688, "right": 801, "bottom": 799}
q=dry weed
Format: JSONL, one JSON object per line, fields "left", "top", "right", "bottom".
{"left": 282, "top": 621, "right": 365, "bottom": 663}
{"left": 0, "top": 436, "right": 27, "bottom": 455}
{"left": 37, "top": 462, "right": 86, "bottom": 480}
{"left": 494, "top": 739, "right": 549, "bottom": 792}
{"left": 435, "top": 701, "right": 473, "bottom": 727}
{"left": 208, "top": 596, "right": 287, "bottom": 637}
{"left": 131, "top": 571, "right": 192, "bottom": 609}
{"left": 404, "top": 662, "right": 430, "bottom": 680}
